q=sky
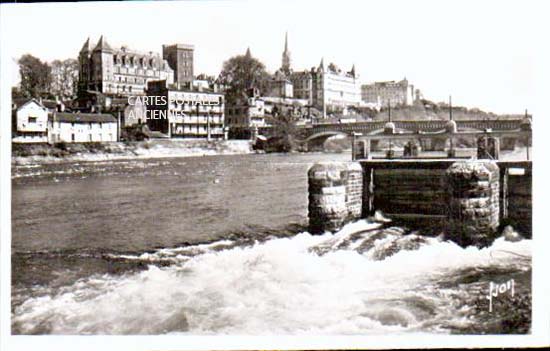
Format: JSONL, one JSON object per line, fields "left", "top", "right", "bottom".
{"left": 0, "top": 0, "right": 546, "bottom": 114}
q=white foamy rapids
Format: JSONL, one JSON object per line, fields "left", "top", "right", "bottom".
{"left": 108, "top": 239, "right": 237, "bottom": 264}
{"left": 12, "top": 220, "right": 531, "bottom": 335}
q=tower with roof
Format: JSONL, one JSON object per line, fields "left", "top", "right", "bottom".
{"left": 90, "top": 35, "right": 114, "bottom": 92}
{"left": 77, "top": 38, "right": 92, "bottom": 93}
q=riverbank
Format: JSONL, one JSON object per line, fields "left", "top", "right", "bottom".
{"left": 11, "top": 139, "right": 254, "bottom": 165}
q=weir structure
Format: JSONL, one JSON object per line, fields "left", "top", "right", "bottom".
{"left": 308, "top": 117, "right": 532, "bottom": 247}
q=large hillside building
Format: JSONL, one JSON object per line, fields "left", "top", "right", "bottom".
{"left": 77, "top": 36, "right": 176, "bottom": 96}
{"left": 310, "top": 60, "right": 361, "bottom": 116}
{"left": 361, "top": 79, "right": 418, "bottom": 108}
{"left": 268, "top": 33, "right": 361, "bottom": 117}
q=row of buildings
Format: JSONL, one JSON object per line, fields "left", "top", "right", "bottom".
{"left": 12, "top": 34, "right": 422, "bottom": 143}
{"left": 12, "top": 98, "right": 117, "bottom": 144}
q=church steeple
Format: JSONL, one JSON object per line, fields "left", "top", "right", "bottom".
{"left": 319, "top": 57, "right": 325, "bottom": 71}
{"left": 245, "top": 47, "right": 251, "bottom": 58}
{"left": 281, "top": 31, "right": 291, "bottom": 74}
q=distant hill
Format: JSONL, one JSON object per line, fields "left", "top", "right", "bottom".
{"left": 371, "top": 100, "right": 526, "bottom": 121}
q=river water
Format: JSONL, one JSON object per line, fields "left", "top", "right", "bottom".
{"left": 11, "top": 153, "right": 531, "bottom": 335}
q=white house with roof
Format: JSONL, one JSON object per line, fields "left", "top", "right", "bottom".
{"left": 48, "top": 112, "right": 118, "bottom": 143}
{"left": 12, "top": 98, "right": 49, "bottom": 143}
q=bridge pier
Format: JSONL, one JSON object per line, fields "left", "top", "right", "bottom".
{"left": 501, "top": 137, "right": 516, "bottom": 151}
{"left": 477, "top": 136, "right": 500, "bottom": 160}
{"left": 352, "top": 139, "right": 370, "bottom": 160}
{"left": 419, "top": 138, "right": 446, "bottom": 151}
{"left": 403, "top": 140, "right": 421, "bottom": 157}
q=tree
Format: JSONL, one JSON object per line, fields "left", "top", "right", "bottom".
{"left": 11, "top": 86, "right": 24, "bottom": 100}
{"left": 265, "top": 114, "right": 305, "bottom": 153}
{"left": 50, "top": 58, "right": 79, "bottom": 99}
{"left": 18, "top": 54, "right": 51, "bottom": 98}
{"left": 217, "top": 49, "right": 271, "bottom": 102}
{"left": 195, "top": 73, "right": 216, "bottom": 83}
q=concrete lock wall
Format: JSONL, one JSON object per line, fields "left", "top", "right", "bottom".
{"left": 370, "top": 168, "right": 447, "bottom": 216}
{"left": 308, "top": 162, "right": 363, "bottom": 233}
{"left": 506, "top": 166, "right": 532, "bottom": 237}
{"left": 445, "top": 161, "right": 500, "bottom": 247}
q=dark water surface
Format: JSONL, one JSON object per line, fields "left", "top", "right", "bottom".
{"left": 13, "top": 153, "right": 344, "bottom": 252}
{"left": 11, "top": 153, "right": 531, "bottom": 335}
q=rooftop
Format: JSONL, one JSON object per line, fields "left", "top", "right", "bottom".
{"left": 52, "top": 112, "right": 116, "bottom": 123}
{"left": 163, "top": 43, "right": 195, "bottom": 50}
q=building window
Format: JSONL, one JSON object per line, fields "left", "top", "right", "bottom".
{"left": 28, "top": 117, "right": 37, "bottom": 123}
{"left": 71, "top": 133, "right": 75, "bottom": 142}
{"left": 89, "top": 134, "right": 92, "bottom": 142}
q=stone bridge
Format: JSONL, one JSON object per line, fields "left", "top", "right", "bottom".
{"left": 300, "top": 119, "right": 527, "bottom": 151}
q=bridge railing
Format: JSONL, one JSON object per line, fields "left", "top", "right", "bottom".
{"left": 305, "top": 119, "right": 525, "bottom": 135}
{"left": 351, "top": 129, "right": 532, "bottom": 161}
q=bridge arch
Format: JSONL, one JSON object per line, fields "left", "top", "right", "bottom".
{"left": 305, "top": 131, "right": 350, "bottom": 142}
{"left": 304, "top": 131, "right": 351, "bottom": 151}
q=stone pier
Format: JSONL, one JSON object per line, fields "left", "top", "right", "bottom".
{"left": 445, "top": 161, "right": 500, "bottom": 247}
{"left": 308, "top": 162, "right": 363, "bottom": 234}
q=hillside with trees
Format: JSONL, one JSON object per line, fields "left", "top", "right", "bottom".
{"left": 371, "top": 100, "right": 525, "bottom": 121}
